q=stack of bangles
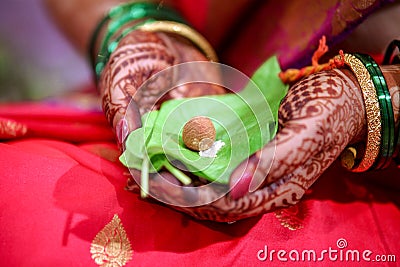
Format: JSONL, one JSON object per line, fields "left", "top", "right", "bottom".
{"left": 88, "top": 2, "right": 218, "bottom": 81}
{"left": 339, "top": 40, "right": 400, "bottom": 171}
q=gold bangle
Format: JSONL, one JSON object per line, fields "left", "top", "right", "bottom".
{"left": 340, "top": 53, "right": 382, "bottom": 172}
{"left": 137, "top": 21, "right": 218, "bottom": 62}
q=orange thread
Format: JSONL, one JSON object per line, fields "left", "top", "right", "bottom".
{"left": 279, "top": 36, "right": 345, "bottom": 84}
{"left": 311, "top": 35, "right": 328, "bottom": 66}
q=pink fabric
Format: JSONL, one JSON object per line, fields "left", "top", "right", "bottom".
{"left": 0, "top": 1, "right": 399, "bottom": 266}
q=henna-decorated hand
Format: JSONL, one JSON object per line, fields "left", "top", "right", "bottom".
{"left": 99, "top": 30, "right": 225, "bottom": 145}
{"left": 173, "top": 67, "right": 397, "bottom": 222}
{"left": 166, "top": 69, "right": 368, "bottom": 221}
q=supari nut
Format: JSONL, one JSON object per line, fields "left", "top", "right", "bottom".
{"left": 182, "top": 116, "right": 216, "bottom": 151}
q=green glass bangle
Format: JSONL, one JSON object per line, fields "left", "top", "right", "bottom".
{"left": 89, "top": 2, "right": 187, "bottom": 79}
{"left": 355, "top": 53, "right": 395, "bottom": 169}
{"left": 89, "top": 2, "right": 159, "bottom": 65}
{"left": 96, "top": 9, "right": 185, "bottom": 78}
{"left": 382, "top": 40, "right": 400, "bottom": 166}
{"left": 89, "top": 2, "right": 185, "bottom": 63}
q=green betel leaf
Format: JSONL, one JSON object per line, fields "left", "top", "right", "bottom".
{"left": 120, "top": 56, "right": 288, "bottom": 184}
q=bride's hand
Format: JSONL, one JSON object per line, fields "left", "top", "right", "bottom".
{"left": 98, "top": 30, "right": 225, "bottom": 145}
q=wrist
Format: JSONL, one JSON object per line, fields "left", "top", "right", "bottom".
{"left": 336, "top": 68, "right": 367, "bottom": 143}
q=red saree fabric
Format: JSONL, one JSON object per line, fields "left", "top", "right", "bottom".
{"left": 0, "top": 101, "right": 399, "bottom": 266}
{"left": 0, "top": 0, "right": 399, "bottom": 266}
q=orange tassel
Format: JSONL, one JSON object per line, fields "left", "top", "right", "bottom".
{"left": 279, "top": 36, "right": 345, "bottom": 84}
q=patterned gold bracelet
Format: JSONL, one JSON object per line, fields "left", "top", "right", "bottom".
{"left": 340, "top": 53, "right": 382, "bottom": 172}
{"left": 137, "top": 21, "right": 218, "bottom": 62}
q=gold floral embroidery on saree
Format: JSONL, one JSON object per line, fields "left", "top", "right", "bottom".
{"left": 91, "top": 215, "right": 133, "bottom": 267}
{"left": 274, "top": 201, "right": 309, "bottom": 231}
